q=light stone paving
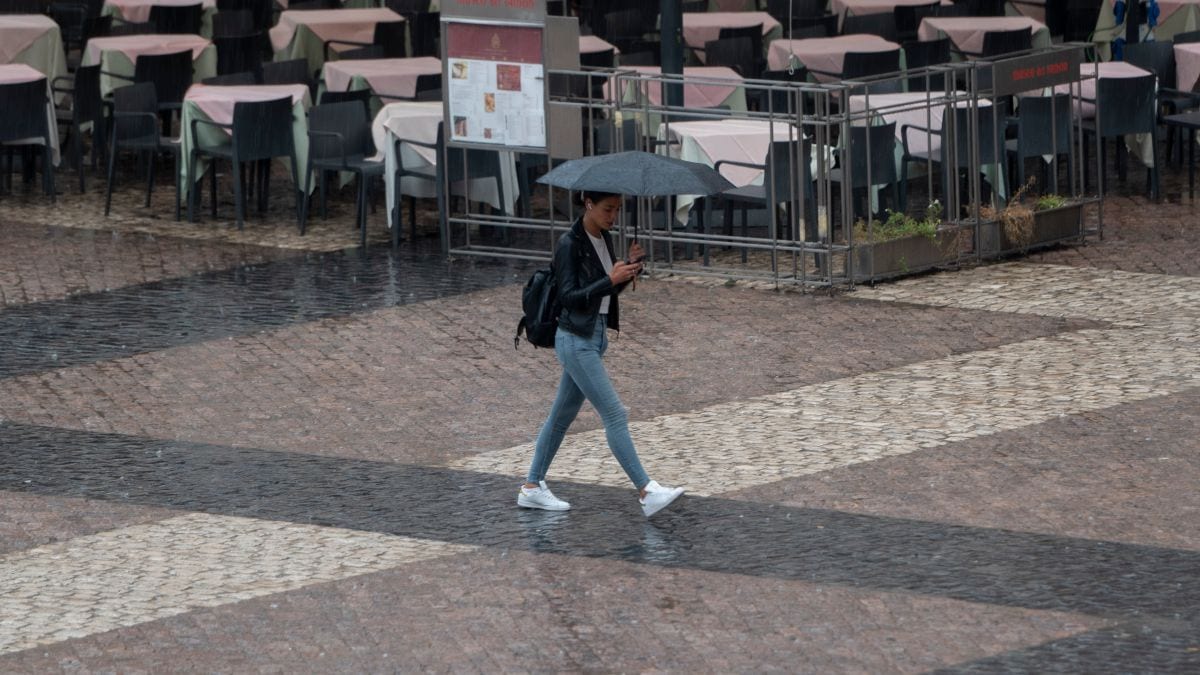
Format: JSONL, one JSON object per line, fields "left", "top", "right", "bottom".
{"left": 0, "top": 514, "right": 477, "bottom": 656}
{"left": 455, "top": 263, "right": 1200, "bottom": 496}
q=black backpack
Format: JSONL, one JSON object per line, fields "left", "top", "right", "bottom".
{"left": 515, "top": 267, "right": 560, "bottom": 349}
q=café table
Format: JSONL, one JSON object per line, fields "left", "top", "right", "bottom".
{"left": 0, "top": 14, "right": 68, "bottom": 90}
{"left": 1176, "top": 42, "right": 1200, "bottom": 92}
{"left": 1007, "top": 0, "right": 1045, "bottom": 22}
{"left": 0, "top": 63, "right": 61, "bottom": 168}
{"left": 579, "top": 35, "right": 619, "bottom": 61}
{"left": 681, "top": 11, "right": 782, "bottom": 62}
{"left": 371, "top": 100, "right": 519, "bottom": 229}
{"left": 917, "top": 16, "right": 1051, "bottom": 57}
{"left": 102, "top": 0, "right": 217, "bottom": 37}
{"left": 270, "top": 8, "right": 405, "bottom": 74}
{"left": 831, "top": 0, "right": 951, "bottom": 20}
{"left": 610, "top": 65, "right": 747, "bottom": 110}
{"left": 322, "top": 55, "right": 440, "bottom": 100}
{"left": 767, "top": 34, "right": 901, "bottom": 80}
{"left": 1163, "top": 109, "right": 1200, "bottom": 198}
{"left": 178, "top": 83, "right": 312, "bottom": 204}
{"left": 83, "top": 34, "right": 215, "bottom": 98}
{"left": 1056, "top": 60, "right": 1156, "bottom": 167}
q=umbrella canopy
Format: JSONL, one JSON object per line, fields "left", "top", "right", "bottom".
{"left": 536, "top": 151, "right": 735, "bottom": 197}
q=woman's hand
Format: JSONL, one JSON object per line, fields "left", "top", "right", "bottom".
{"left": 609, "top": 260, "right": 642, "bottom": 285}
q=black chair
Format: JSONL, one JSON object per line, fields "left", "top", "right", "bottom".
{"left": 325, "top": 21, "right": 407, "bottom": 61}
{"left": 303, "top": 101, "right": 386, "bottom": 247}
{"left": 575, "top": 48, "right": 614, "bottom": 101}
{"left": 149, "top": 3, "right": 203, "bottom": 34}
{"left": 108, "top": 49, "right": 193, "bottom": 129}
{"left": 212, "top": 9, "right": 254, "bottom": 37}
{"left": 215, "top": 0, "right": 271, "bottom": 33}
{"left": 1124, "top": 41, "right": 1200, "bottom": 163}
{"left": 214, "top": 32, "right": 265, "bottom": 76}
{"left": 1081, "top": 73, "right": 1160, "bottom": 199}
{"left": 339, "top": 44, "right": 387, "bottom": 61}
{"left": 758, "top": 67, "right": 811, "bottom": 116}
{"left": 703, "top": 37, "right": 759, "bottom": 79}
{"left": 0, "top": 0, "right": 40, "bottom": 12}
{"left": 592, "top": 117, "right": 640, "bottom": 155}
{"left": 767, "top": 0, "right": 834, "bottom": 37}
{"left": 903, "top": 38, "right": 951, "bottom": 92}
{"left": 1175, "top": 30, "right": 1200, "bottom": 45}
{"left": 595, "top": 8, "right": 643, "bottom": 51}
{"left": 384, "top": 0, "right": 429, "bottom": 14}
{"left": 48, "top": 0, "right": 104, "bottom": 56}
{"left": 105, "top": 82, "right": 180, "bottom": 218}
{"left": 108, "top": 20, "right": 155, "bottom": 36}
{"left": 715, "top": 24, "right": 765, "bottom": 78}
{"left": 791, "top": 13, "right": 838, "bottom": 38}
{"left": 202, "top": 71, "right": 257, "bottom": 85}
{"left": 901, "top": 100, "right": 1006, "bottom": 208}
{"left": 894, "top": 2, "right": 940, "bottom": 44}
{"left": 1063, "top": 0, "right": 1100, "bottom": 42}
{"left": 952, "top": 0, "right": 1004, "bottom": 16}
{"left": 0, "top": 78, "right": 55, "bottom": 201}
{"left": 980, "top": 28, "right": 1033, "bottom": 58}
{"left": 409, "top": 11, "right": 441, "bottom": 58}
{"left": 1006, "top": 93, "right": 1073, "bottom": 192}
{"left": 188, "top": 95, "right": 302, "bottom": 230}
{"left": 53, "top": 64, "right": 105, "bottom": 192}
{"left": 840, "top": 49, "right": 903, "bottom": 94}
{"left": 709, "top": 138, "right": 816, "bottom": 264}
{"left": 830, "top": 121, "right": 900, "bottom": 221}
{"left": 260, "top": 57, "right": 314, "bottom": 98}
{"left": 319, "top": 87, "right": 372, "bottom": 108}
{"left": 840, "top": 12, "right": 898, "bottom": 42}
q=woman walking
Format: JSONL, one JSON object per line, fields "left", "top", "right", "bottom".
{"left": 518, "top": 190, "right": 685, "bottom": 517}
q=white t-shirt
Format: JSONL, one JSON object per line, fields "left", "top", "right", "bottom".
{"left": 587, "top": 232, "right": 613, "bottom": 315}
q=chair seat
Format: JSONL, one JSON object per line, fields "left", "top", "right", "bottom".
{"left": 828, "top": 167, "right": 892, "bottom": 186}
{"left": 124, "top": 134, "right": 178, "bottom": 151}
{"left": 721, "top": 185, "right": 766, "bottom": 202}
{"left": 310, "top": 154, "right": 385, "bottom": 174}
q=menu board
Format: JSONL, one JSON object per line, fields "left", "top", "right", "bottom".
{"left": 445, "top": 23, "right": 546, "bottom": 149}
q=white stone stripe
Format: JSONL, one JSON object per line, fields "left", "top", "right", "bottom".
{"left": 853, "top": 263, "right": 1200, "bottom": 323}
{"left": 0, "top": 514, "right": 476, "bottom": 656}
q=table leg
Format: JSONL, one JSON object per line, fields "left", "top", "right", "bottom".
{"left": 1190, "top": 129, "right": 1195, "bottom": 201}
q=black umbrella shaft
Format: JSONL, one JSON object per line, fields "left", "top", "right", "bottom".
{"left": 661, "top": 0, "right": 683, "bottom": 107}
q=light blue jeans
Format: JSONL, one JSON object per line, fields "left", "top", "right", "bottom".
{"left": 526, "top": 315, "right": 650, "bottom": 490}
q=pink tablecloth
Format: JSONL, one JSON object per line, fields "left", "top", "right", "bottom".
{"left": 767, "top": 34, "right": 899, "bottom": 78}
{"left": 0, "top": 62, "right": 44, "bottom": 84}
{"left": 832, "top": 0, "right": 950, "bottom": 18}
{"left": 184, "top": 83, "right": 310, "bottom": 127}
{"left": 848, "top": 91, "right": 991, "bottom": 158}
{"left": 1156, "top": 0, "right": 1200, "bottom": 24}
{"left": 918, "top": 16, "right": 1044, "bottom": 55}
{"left": 0, "top": 63, "right": 60, "bottom": 165}
{"left": 270, "top": 8, "right": 403, "bottom": 53}
{"left": 681, "top": 11, "right": 781, "bottom": 52}
{"left": 322, "top": 56, "right": 440, "bottom": 98}
{"left": 664, "top": 118, "right": 802, "bottom": 187}
{"left": 1008, "top": 0, "right": 1045, "bottom": 22}
{"left": 1176, "top": 42, "right": 1200, "bottom": 92}
{"left": 103, "top": 0, "right": 215, "bottom": 24}
{"left": 0, "top": 14, "right": 58, "bottom": 66}
{"left": 614, "top": 65, "right": 743, "bottom": 108}
{"left": 84, "top": 33, "right": 211, "bottom": 65}
{"left": 579, "top": 35, "right": 619, "bottom": 56}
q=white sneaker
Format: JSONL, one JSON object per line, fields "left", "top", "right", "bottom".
{"left": 640, "top": 480, "right": 685, "bottom": 517}
{"left": 517, "top": 481, "right": 570, "bottom": 511}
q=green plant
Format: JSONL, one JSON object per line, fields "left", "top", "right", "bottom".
{"left": 1035, "top": 193, "right": 1069, "bottom": 211}
{"left": 853, "top": 201, "right": 942, "bottom": 244}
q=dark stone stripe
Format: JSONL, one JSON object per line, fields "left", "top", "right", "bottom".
{"left": 0, "top": 248, "right": 533, "bottom": 379}
{"left": 2, "top": 421, "right": 1198, "bottom": 627}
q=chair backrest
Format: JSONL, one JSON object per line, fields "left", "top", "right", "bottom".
{"left": 203, "top": 71, "right": 256, "bottom": 85}
{"left": 1123, "top": 41, "right": 1175, "bottom": 88}
{"left": 0, "top": 0, "right": 40, "bottom": 13}
{"left": 894, "top": 2, "right": 940, "bottom": 43}
{"left": 215, "top": 0, "right": 271, "bottom": 31}
{"left": 215, "top": 32, "right": 264, "bottom": 76}
{"left": 340, "top": 44, "right": 386, "bottom": 60}
{"left": 371, "top": 20, "right": 407, "bottom": 58}
{"left": 766, "top": 0, "right": 826, "bottom": 23}
{"left": 71, "top": 64, "right": 104, "bottom": 124}
{"left": 133, "top": 49, "right": 193, "bottom": 106}
{"left": 81, "top": 14, "right": 112, "bottom": 44}
{"left": 981, "top": 28, "right": 1032, "bottom": 58}
{"left": 1175, "top": 30, "right": 1200, "bottom": 45}
{"left": 260, "top": 58, "right": 310, "bottom": 87}
{"left": 213, "top": 9, "right": 253, "bottom": 37}
{"left": 843, "top": 121, "right": 898, "bottom": 188}
{"left": 149, "top": 3, "right": 203, "bottom": 34}
{"left": 385, "top": 0, "right": 429, "bottom": 15}
{"left": 435, "top": 121, "right": 508, "bottom": 211}
{"left": 619, "top": 50, "right": 659, "bottom": 66}
{"left": 111, "top": 81, "right": 159, "bottom": 142}
{"left": 110, "top": 20, "right": 154, "bottom": 35}
{"left": 791, "top": 13, "right": 837, "bottom": 37}
{"left": 680, "top": 0, "right": 706, "bottom": 12}
{"left": 409, "top": 11, "right": 440, "bottom": 57}
{"left": 319, "top": 87, "right": 372, "bottom": 108}
{"left": 763, "top": 138, "right": 816, "bottom": 227}
{"left": 592, "top": 117, "right": 640, "bottom": 154}
{"left": 703, "top": 37, "right": 758, "bottom": 79}
{"left": 0, "top": 78, "right": 47, "bottom": 141}
{"left": 309, "top": 100, "right": 375, "bottom": 162}
{"left": 596, "top": 8, "right": 642, "bottom": 42}
{"left": 956, "top": 0, "right": 1004, "bottom": 15}
{"left": 231, "top": 96, "right": 296, "bottom": 160}
{"left": 1096, "top": 73, "right": 1157, "bottom": 137}
{"left": 414, "top": 72, "right": 442, "bottom": 100}
{"left": 580, "top": 48, "right": 615, "bottom": 70}
{"left": 842, "top": 49, "right": 903, "bottom": 93}
{"left": 943, "top": 101, "right": 1004, "bottom": 167}
{"left": 1014, "top": 93, "right": 1071, "bottom": 158}
{"left": 904, "top": 38, "right": 950, "bottom": 91}
{"left": 760, "top": 67, "right": 810, "bottom": 115}
{"left": 840, "top": 12, "right": 898, "bottom": 42}
{"left": 1062, "top": 0, "right": 1099, "bottom": 41}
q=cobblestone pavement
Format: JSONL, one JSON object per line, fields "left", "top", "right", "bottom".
{"left": 1, "top": 161, "right": 1199, "bottom": 672}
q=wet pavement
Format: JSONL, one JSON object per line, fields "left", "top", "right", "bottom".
{"left": 1, "top": 162, "right": 1199, "bottom": 672}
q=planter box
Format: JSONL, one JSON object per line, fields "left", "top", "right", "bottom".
{"left": 981, "top": 203, "right": 1084, "bottom": 255}
{"left": 852, "top": 230, "right": 959, "bottom": 281}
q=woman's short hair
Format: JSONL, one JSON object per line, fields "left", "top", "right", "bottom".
{"left": 576, "top": 190, "right": 620, "bottom": 207}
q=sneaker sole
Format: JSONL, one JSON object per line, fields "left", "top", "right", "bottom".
{"left": 641, "top": 488, "right": 685, "bottom": 517}
{"left": 517, "top": 495, "right": 570, "bottom": 511}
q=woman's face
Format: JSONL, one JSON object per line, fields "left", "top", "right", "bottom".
{"left": 585, "top": 195, "right": 622, "bottom": 231}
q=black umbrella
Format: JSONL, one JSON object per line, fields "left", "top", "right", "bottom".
{"left": 536, "top": 150, "right": 735, "bottom": 197}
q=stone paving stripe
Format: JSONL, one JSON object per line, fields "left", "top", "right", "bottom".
{"left": 3, "top": 421, "right": 1200, "bottom": 625}
{"left": 456, "top": 262, "right": 1200, "bottom": 496}
{"left": 0, "top": 513, "right": 476, "bottom": 656}
{"left": 0, "top": 248, "right": 534, "bottom": 380}
{"left": 935, "top": 623, "right": 1200, "bottom": 673}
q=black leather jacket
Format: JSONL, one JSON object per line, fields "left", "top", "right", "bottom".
{"left": 554, "top": 217, "right": 630, "bottom": 337}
